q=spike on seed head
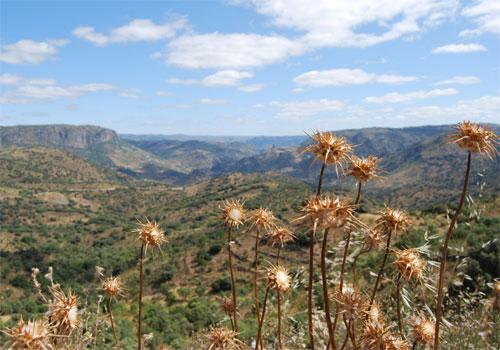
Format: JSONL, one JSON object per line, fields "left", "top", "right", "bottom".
{"left": 266, "top": 264, "right": 291, "bottom": 293}
{"left": 394, "top": 249, "right": 427, "bottom": 282}
{"left": 348, "top": 155, "right": 380, "bottom": 182}
{"left": 268, "top": 227, "right": 295, "bottom": 247}
{"left": 376, "top": 207, "right": 410, "bottom": 233}
{"left": 221, "top": 200, "right": 246, "bottom": 228}
{"left": 135, "top": 219, "right": 167, "bottom": 252}
{"left": 101, "top": 276, "right": 125, "bottom": 299}
{"left": 206, "top": 326, "right": 242, "bottom": 350}
{"left": 359, "top": 320, "right": 391, "bottom": 350}
{"left": 47, "top": 287, "right": 80, "bottom": 336}
{"left": 251, "top": 208, "right": 276, "bottom": 232}
{"left": 411, "top": 316, "right": 435, "bottom": 345}
{"left": 3, "top": 318, "right": 51, "bottom": 349}
{"left": 332, "top": 286, "right": 367, "bottom": 320}
{"left": 449, "top": 121, "right": 498, "bottom": 159}
{"left": 364, "top": 228, "right": 385, "bottom": 250}
{"left": 297, "top": 194, "right": 356, "bottom": 230}
{"left": 303, "top": 131, "right": 353, "bottom": 172}
{"left": 383, "top": 336, "right": 411, "bottom": 350}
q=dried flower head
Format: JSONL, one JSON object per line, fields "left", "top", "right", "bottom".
{"left": 359, "top": 320, "right": 392, "bottom": 350}
{"left": 376, "top": 207, "right": 410, "bottom": 233}
{"left": 3, "top": 318, "right": 51, "bottom": 350}
{"left": 449, "top": 121, "right": 498, "bottom": 159}
{"left": 332, "top": 286, "right": 367, "bottom": 320}
{"left": 267, "top": 227, "right": 295, "bottom": 247}
{"left": 251, "top": 208, "right": 276, "bottom": 232}
{"left": 47, "top": 287, "right": 80, "bottom": 335}
{"left": 366, "top": 303, "right": 385, "bottom": 324}
{"left": 135, "top": 219, "right": 167, "bottom": 252}
{"left": 101, "top": 276, "right": 125, "bottom": 299}
{"left": 394, "top": 249, "right": 427, "bottom": 282}
{"left": 364, "top": 228, "right": 385, "bottom": 250}
{"left": 348, "top": 155, "right": 380, "bottom": 182}
{"left": 411, "top": 316, "right": 435, "bottom": 345}
{"left": 206, "top": 326, "right": 243, "bottom": 350}
{"left": 384, "top": 336, "right": 411, "bottom": 350}
{"left": 219, "top": 296, "right": 236, "bottom": 316}
{"left": 221, "top": 200, "right": 246, "bottom": 228}
{"left": 297, "top": 195, "right": 356, "bottom": 230}
{"left": 266, "top": 265, "right": 291, "bottom": 293}
{"left": 304, "top": 131, "right": 353, "bottom": 171}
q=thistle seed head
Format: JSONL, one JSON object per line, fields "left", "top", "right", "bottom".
{"left": 359, "top": 320, "right": 391, "bottom": 350}
{"left": 221, "top": 200, "right": 246, "bottom": 228}
{"left": 449, "top": 121, "right": 498, "bottom": 158}
{"left": 3, "top": 318, "right": 51, "bottom": 350}
{"left": 348, "top": 155, "right": 380, "bottom": 182}
{"left": 101, "top": 276, "right": 125, "bottom": 299}
{"left": 411, "top": 316, "right": 435, "bottom": 345}
{"left": 267, "top": 227, "right": 295, "bottom": 247}
{"left": 266, "top": 264, "right": 291, "bottom": 293}
{"left": 251, "top": 208, "right": 276, "bottom": 232}
{"left": 219, "top": 296, "right": 236, "bottom": 316}
{"left": 394, "top": 249, "right": 427, "bottom": 282}
{"left": 376, "top": 207, "right": 410, "bottom": 233}
{"left": 332, "top": 286, "right": 367, "bottom": 320}
{"left": 135, "top": 219, "right": 167, "bottom": 252}
{"left": 383, "top": 336, "right": 411, "bottom": 350}
{"left": 364, "top": 228, "right": 385, "bottom": 250}
{"left": 304, "top": 131, "right": 353, "bottom": 169}
{"left": 47, "top": 287, "right": 80, "bottom": 336}
{"left": 297, "top": 195, "right": 356, "bottom": 230}
{"left": 206, "top": 326, "right": 242, "bottom": 349}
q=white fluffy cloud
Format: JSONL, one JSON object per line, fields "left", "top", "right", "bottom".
{"left": 167, "top": 33, "right": 302, "bottom": 69}
{"left": 238, "top": 84, "right": 266, "bottom": 92}
{"left": 0, "top": 73, "right": 56, "bottom": 86}
{"left": 434, "top": 76, "right": 480, "bottom": 85}
{"left": 461, "top": 0, "right": 500, "bottom": 36}
{"left": 364, "top": 88, "right": 458, "bottom": 103}
{"left": 271, "top": 98, "right": 345, "bottom": 118}
{"left": 0, "top": 39, "right": 68, "bottom": 64}
{"left": 293, "top": 69, "right": 418, "bottom": 87}
{"left": 167, "top": 70, "right": 253, "bottom": 87}
{"left": 199, "top": 98, "right": 227, "bottom": 105}
{"left": 432, "top": 43, "right": 487, "bottom": 54}
{"left": 73, "top": 18, "right": 187, "bottom": 46}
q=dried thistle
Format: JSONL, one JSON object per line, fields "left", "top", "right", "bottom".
{"left": 135, "top": 219, "right": 167, "bottom": 252}
{"left": 383, "top": 336, "right": 411, "bottom": 350}
{"left": 394, "top": 249, "right": 427, "bottom": 283}
{"left": 2, "top": 318, "right": 51, "bottom": 350}
{"left": 101, "top": 276, "right": 126, "bottom": 299}
{"left": 364, "top": 228, "right": 385, "bottom": 250}
{"left": 221, "top": 200, "right": 246, "bottom": 228}
{"left": 303, "top": 131, "right": 353, "bottom": 172}
{"left": 359, "top": 320, "right": 392, "bottom": 350}
{"left": 411, "top": 316, "right": 435, "bottom": 345}
{"left": 219, "top": 296, "right": 236, "bottom": 316}
{"left": 47, "top": 286, "right": 80, "bottom": 336}
{"left": 332, "top": 286, "right": 367, "bottom": 320}
{"left": 206, "top": 326, "right": 243, "bottom": 350}
{"left": 449, "top": 121, "right": 498, "bottom": 159}
{"left": 297, "top": 194, "right": 356, "bottom": 230}
{"left": 251, "top": 208, "right": 276, "bottom": 232}
{"left": 267, "top": 226, "right": 295, "bottom": 247}
{"left": 348, "top": 155, "right": 380, "bottom": 182}
{"left": 266, "top": 265, "right": 291, "bottom": 293}
{"left": 376, "top": 207, "right": 410, "bottom": 233}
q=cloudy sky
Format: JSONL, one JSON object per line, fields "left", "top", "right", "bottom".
{"left": 1, "top": 0, "right": 499, "bottom": 135}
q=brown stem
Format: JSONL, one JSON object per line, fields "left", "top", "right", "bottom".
{"left": 307, "top": 228, "right": 316, "bottom": 350}
{"left": 276, "top": 245, "right": 281, "bottom": 265}
{"left": 412, "top": 340, "right": 418, "bottom": 350}
{"left": 256, "top": 287, "right": 270, "bottom": 350}
{"left": 396, "top": 274, "right": 404, "bottom": 338}
{"left": 277, "top": 290, "right": 282, "bottom": 349}
{"left": 253, "top": 228, "right": 261, "bottom": 327}
{"left": 316, "top": 163, "right": 326, "bottom": 196}
{"left": 321, "top": 228, "right": 336, "bottom": 349}
{"left": 227, "top": 226, "right": 238, "bottom": 331}
{"left": 107, "top": 298, "right": 120, "bottom": 349}
{"left": 137, "top": 243, "right": 145, "bottom": 350}
{"left": 343, "top": 315, "right": 356, "bottom": 348}
{"left": 434, "top": 151, "right": 472, "bottom": 350}
{"left": 369, "top": 229, "right": 394, "bottom": 308}
{"left": 354, "top": 181, "right": 362, "bottom": 206}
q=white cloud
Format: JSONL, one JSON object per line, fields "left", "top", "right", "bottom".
{"left": 238, "top": 84, "right": 266, "bottom": 92}
{"left": 271, "top": 98, "right": 345, "bottom": 118}
{"left": 118, "top": 88, "right": 141, "bottom": 98}
{"left": 0, "top": 39, "right": 68, "bottom": 64}
{"left": 434, "top": 75, "right": 480, "bottom": 85}
{"left": 73, "top": 18, "right": 187, "bottom": 46}
{"left": 167, "top": 70, "right": 253, "bottom": 87}
{"left": 432, "top": 43, "right": 487, "bottom": 53}
{"left": 293, "top": 69, "right": 418, "bottom": 87}
{"left": 167, "top": 33, "right": 302, "bottom": 69}
{"left": 458, "top": 29, "right": 482, "bottom": 38}
{"left": 462, "top": 0, "right": 500, "bottom": 36}
{"left": 237, "top": 0, "right": 458, "bottom": 48}
{"left": 156, "top": 90, "right": 171, "bottom": 96}
{"left": 365, "top": 88, "right": 458, "bottom": 103}
{"left": 0, "top": 74, "right": 57, "bottom": 86}
{"left": 199, "top": 98, "right": 227, "bottom": 105}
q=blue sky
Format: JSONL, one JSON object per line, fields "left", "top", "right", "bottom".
{"left": 1, "top": 0, "right": 499, "bottom": 135}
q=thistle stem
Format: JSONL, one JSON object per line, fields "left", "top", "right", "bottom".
{"left": 434, "top": 151, "right": 472, "bottom": 350}
{"left": 369, "top": 229, "right": 394, "bottom": 308}
{"left": 277, "top": 290, "right": 282, "bottom": 350}
{"left": 137, "top": 243, "right": 145, "bottom": 350}
{"left": 320, "top": 228, "right": 336, "bottom": 349}
{"left": 256, "top": 287, "right": 270, "bottom": 350}
{"left": 227, "top": 226, "right": 238, "bottom": 331}
{"left": 396, "top": 274, "right": 404, "bottom": 338}
{"left": 108, "top": 298, "right": 120, "bottom": 349}
{"left": 354, "top": 181, "right": 362, "bottom": 206}
{"left": 253, "top": 228, "right": 261, "bottom": 327}
{"left": 307, "top": 228, "right": 316, "bottom": 350}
